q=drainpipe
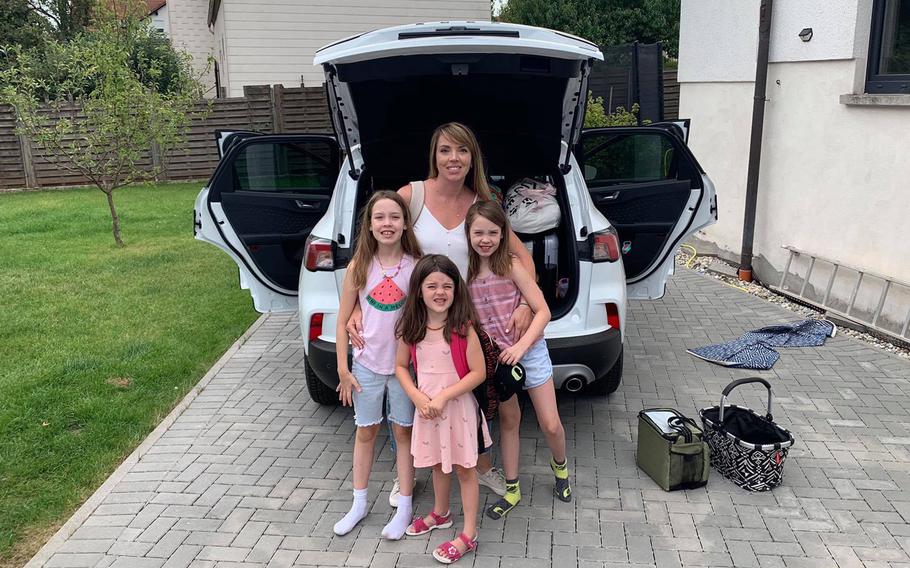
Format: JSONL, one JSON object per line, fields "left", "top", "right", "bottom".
{"left": 738, "top": 0, "right": 773, "bottom": 282}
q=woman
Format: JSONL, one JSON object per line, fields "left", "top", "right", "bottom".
{"left": 346, "top": 122, "right": 535, "bottom": 502}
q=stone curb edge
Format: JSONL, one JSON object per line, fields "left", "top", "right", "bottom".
{"left": 25, "top": 314, "right": 269, "bottom": 568}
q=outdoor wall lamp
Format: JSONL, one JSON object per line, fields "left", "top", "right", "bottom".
{"left": 799, "top": 28, "right": 813, "bottom": 42}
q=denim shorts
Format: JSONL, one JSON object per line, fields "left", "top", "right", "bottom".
{"left": 521, "top": 339, "right": 554, "bottom": 390}
{"left": 352, "top": 360, "right": 414, "bottom": 427}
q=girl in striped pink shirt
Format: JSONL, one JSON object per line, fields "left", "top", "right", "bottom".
{"left": 465, "top": 201, "right": 572, "bottom": 519}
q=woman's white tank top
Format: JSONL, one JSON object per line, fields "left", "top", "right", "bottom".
{"left": 413, "top": 197, "right": 475, "bottom": 280}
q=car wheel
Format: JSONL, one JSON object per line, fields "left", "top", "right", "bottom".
{"left": 305, "top": 356, "right": 339, "bottom": 405}
{"left": 586, "top": 348, "right": 623, "bottom": 396}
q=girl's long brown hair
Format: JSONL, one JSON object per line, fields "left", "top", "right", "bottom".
{"left": 396, "top": 254, "right": 479, "bottom": 345}
{"left": 465, "top": 200, "right": 514, "bottom": 283}
{"left": 428, "top": 122, "right": 492, "bottom": 202}
{"left": 349, "top": 191, "right": 422, "bottom": 290}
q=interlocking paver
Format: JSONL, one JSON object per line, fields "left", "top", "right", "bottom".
{"left": 28, "top": 269, "right": 910, "bottom": 567}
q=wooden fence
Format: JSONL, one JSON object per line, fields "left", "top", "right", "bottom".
{"left": 0, "top": 84, "right": 332, "bottom": 190}
{"left": 663, "top": 69, "right": 680, "bottom": 121}
{"left": 0, "top": 75, "right": 682, "bottom": 191}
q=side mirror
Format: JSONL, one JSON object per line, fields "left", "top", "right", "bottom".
{"left": 584, "top": 164, "right": 598, "bottom": 181}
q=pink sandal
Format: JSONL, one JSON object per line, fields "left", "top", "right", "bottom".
{"left": 432, "top": 533, "right": 477, "bottom": 564}
{"left": 405, "top": 510, "right": 453, "bottom": 536}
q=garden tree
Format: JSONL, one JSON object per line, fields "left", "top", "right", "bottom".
{"left": 499, "top": 0, "right": 681, "bottom": 58}
{"left": 25, "top": 0, "right": 94, "bottom": 41}
{"left": 0, "top": 0, "right": 50, "bottom": 53}
{"left": 0, "top": 17, "right": 204, "bottom": 247}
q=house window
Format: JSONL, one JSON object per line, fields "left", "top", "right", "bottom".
{"left": 867, "top": 0, "right": 910, "bottom": 93}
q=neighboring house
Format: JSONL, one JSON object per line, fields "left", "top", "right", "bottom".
{"left": 148, "top": 0, "right": 169, "bottom": 35}
{"left": 206, "top": 0, "right": 491, "bottom": 97}
{"left": 147, "top": 0, "right": 217, "bottom": 97}
{"left": 678, "top": 0, "right": 910, "bottom": 334}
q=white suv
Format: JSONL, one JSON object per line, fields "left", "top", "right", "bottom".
{"left": 193, "top": 22, "right": 717, "bottom": 404}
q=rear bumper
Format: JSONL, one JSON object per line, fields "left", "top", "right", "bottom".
{"left": 308, "top": 338, "right": 342, "bottom": 388}
{"left": 548, "top": 327, "right": 622, "bottom": 389}
{"left": 308, "top": 327, "right": 622, "bottom": 390}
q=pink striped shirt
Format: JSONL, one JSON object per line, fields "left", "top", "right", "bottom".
{"left": 469, "top": 272, "right": 531, "bottom": 349}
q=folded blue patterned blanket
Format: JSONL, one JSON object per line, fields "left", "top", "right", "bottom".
{"left": 687, "top": 319, "right": 837, "bottom": 370}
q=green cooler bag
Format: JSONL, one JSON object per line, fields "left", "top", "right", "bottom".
{"left": 637, "top": 408, "right": 710, "bottom": 491}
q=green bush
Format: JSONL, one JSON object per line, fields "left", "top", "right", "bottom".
{"left": 584, "top": 93, "right": 649, "bottom": 128}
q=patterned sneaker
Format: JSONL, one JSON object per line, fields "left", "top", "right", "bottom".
{"left": 550, "top": 457, "right": 572, "bottom": 502}
{"left": 477, "top": 467, "right": 507, "bottom": 496}
{"left": 389, "top": 477, "right": 401, "bottom": 508}
{"left": 389, "top": 477, "right": 416, "bottom": 507}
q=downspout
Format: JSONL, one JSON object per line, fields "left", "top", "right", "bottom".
{"left": 738, "top": 0, "right": 773, "bottom": 282}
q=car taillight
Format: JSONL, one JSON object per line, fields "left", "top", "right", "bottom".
{"left": 606, "top": 303, "right": 621, "bottom": 330}
{"left": 304, "top": 236, "right": 334, "bottom": 271}
{"left": 591, "top": 227, "right": 620, "bottom": 262}
{"left": 309, "top": 313, "right": 323, "bottom": 342}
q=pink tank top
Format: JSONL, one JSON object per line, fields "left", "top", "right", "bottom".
{"left": 353, "top": 254, "right": 415, "bottom": 374}
{"left": 469, "top": 272, "right": 524, "bottom": 349}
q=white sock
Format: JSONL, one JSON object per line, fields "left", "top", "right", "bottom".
{"left": 381, "top": 494, "right": 412, "bottom": 540}
{"left": 333, "top": 488, "right": 369, "bottom": 536}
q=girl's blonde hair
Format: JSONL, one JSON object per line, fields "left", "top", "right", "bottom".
{"left": 349, "top": 191, "right": 422, "bottom": 290}
{"left": 396, "top": 254, "right": 478, "bottom": 345}
{"left": 428, "top": 122, "right": 492, "bottom": 202}
{"left": 465, "top": 200, "right": 514, "bottom": 283}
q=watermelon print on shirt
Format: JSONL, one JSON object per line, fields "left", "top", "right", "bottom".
{"left": 366, "top": 277, "right": 406, "bottom": 312}
{"left": 353, "top": 255, "right": 415, "bottom": 375}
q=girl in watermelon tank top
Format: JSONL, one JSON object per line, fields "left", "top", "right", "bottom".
{"left": 334, "top": 191, "right": 422, "bottom": 540}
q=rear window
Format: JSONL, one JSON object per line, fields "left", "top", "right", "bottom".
{"left": 232, "top": 141, "right": 337, "bottom": 192}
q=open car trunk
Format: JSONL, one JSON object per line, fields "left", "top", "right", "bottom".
{"left": 319, "top": 24, "right": 603, "bottom": 317}
{"left": 336, "top": 53, "right": 578, "bottom": 181}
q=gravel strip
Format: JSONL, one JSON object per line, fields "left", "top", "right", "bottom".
{"left": 675, "top": 249, "right": 910, "bottom": 361}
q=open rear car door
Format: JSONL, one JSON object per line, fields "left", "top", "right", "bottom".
{"left": 194, "top": 135, "right": 341, "bottom": 312}
{"left": 577, "top": 125, "right": 716, "bottom": 299}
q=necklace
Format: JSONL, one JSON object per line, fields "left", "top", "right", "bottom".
{"left": 426, "top": 321, "right": 446, "bottom": 331}
{"left": 377, "top": 256, "right": 403, "bottom": 279}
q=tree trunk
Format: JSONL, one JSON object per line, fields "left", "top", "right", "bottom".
{"left": 105, "top": 190, "right": 124, "bottom": 247}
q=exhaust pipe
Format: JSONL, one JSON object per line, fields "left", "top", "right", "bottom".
{"left": 563, "top": 376, "right": 586, "bottom": 393}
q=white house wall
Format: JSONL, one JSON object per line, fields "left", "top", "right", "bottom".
{"left": 679, "top": 0, "right": 910, "bottom": 332}
{"left": 167, "top": 0, "right": 217, "bottom": 97}
{"left": 214, "top": 1, "right": 230, "bottom": 97}
{"left": 218, "top": 0, "right": 491, "bottom": 96}
{"left": 150, "top": 5, "right": 170, "bottom": 36}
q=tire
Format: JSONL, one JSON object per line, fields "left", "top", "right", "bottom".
{"left": 305, "top": 356, "right": 339, "bottom": 405}
{"left": 586, "top": 348, "right": 623, "bottom": 396}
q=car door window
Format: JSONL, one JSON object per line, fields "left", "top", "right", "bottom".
{"left": 581, "top": 132, "right": 676, "bottom": 185}
{"left": 231, "top": 141, "right": 337, "bottom": 193}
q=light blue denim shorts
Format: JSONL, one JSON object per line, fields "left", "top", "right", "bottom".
{"left": 521, "top": 339, "right": 554, "bottom": 390}
{"left": 351, "top": 360, "right": 414, "bottom": 428}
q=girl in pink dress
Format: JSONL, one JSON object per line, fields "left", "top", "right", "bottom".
{"left": 394, "top": 254, "right": 491, "bottom": 564}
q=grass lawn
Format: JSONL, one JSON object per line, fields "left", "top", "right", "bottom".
{"left": 0, "top": 182, "right": 260, "bottom": 566}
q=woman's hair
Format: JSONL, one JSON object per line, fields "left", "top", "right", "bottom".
{"left": 396, "top": 254, "right": 478, "bottom": 345}
{"left": 349, "top": 191, "right": 422, "bottom": 290}
{"left": 465, "top": 200, "right": 514, "bottom": 283}
{"left": 428, "top": 122, "right": 493, "bottom": 202}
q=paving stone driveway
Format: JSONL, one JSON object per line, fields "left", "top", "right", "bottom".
{"left": 31, "top": 269, "right": 910, "bottom": 568}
